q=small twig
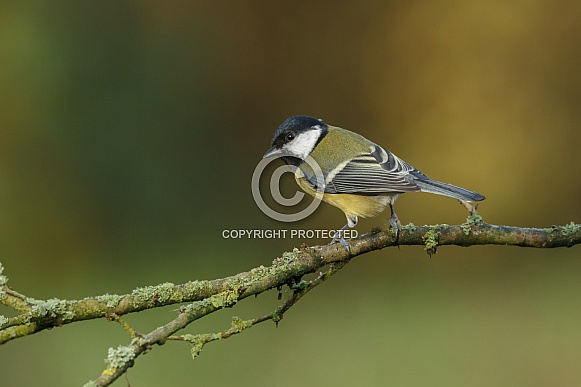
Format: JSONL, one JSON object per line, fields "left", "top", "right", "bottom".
{"left": 267, "top": 259, "right": 350, "bottom": 325}
{"left": 92, "top": 260, "right": 350, "bottom": 386}
{"left": 93, "top": 288, "right": 243, "bottom": 386}
{"left": 107, "top": 313, "right": 140, "bottom": 339}
{"left": 166, "top": 259, "right": 351, "bottom": 361}
{"left": 1, "top": 287, "right": 32, "bottom": 314}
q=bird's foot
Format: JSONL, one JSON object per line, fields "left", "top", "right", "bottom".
{"left": 389, "top": 212, "right": 401, "bottom": 245}
{"left": 330, "top": 227, "right": 351, "bottom": 255}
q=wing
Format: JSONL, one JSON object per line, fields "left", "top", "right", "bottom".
{"left": 323, "top": 145, "right": 427, "bottom": 194}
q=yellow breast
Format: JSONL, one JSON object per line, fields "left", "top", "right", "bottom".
{"left": 296, "top": 175, "right": 392, "bottom": 219}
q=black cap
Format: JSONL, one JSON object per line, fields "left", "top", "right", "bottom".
{"left": 271, "top": 116, "right": 327, "bottom": 143}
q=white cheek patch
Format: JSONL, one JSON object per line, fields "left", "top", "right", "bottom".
{"left": 282, "top": 128, "right": 322, "bottom": 160}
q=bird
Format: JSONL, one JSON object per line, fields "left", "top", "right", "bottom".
{"left": 263, "top": 115, "right": 485, "bottom": 252}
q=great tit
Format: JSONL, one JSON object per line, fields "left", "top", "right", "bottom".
{"left": 263, "top": 115, "right": 485, "bottom": 250}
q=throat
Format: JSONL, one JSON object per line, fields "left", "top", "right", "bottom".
{"left": 281, "top": 156, "right": 302, "bottom": 167}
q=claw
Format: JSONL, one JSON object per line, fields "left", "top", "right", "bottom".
{"left": 337, "top": 236, "right": 351, "bottom": 255}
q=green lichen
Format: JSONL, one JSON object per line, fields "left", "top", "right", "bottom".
{"left": 182, "top": 279, "right": 205, "bottom": 296}
{"left": 241, "top": 264, "right": 270, "bottom": 289}
{"left": 187, "top": 333, "right": 220, "bottom": 358}
{"left": 179, "top": 332, "right": 223, "bottom": 359}
{"left": 271, "top": 307, "right": 284, "bottom": 323}
{"left": 561, "top": 222, "right": 580, "bottom": 237}
{"left": 289, "top": 280, "right": 309, "bottom": 291}
{"left": 461, "top": 213, "right": 484, "bottom": 235}
{"left": 269, "top": 248, "right": 302, "bottom": 271}
{"left": 30, "top": 298, "right": 75, "bottom": 321}
{"left": 83, "top": 381, "right": 98, "bottom": 387}
{"left": 244, "top": 248, "right": 311, "bottom": 289}
{"left": 240, "top": 247, "right": 318, "bottom": 300}
{"left": 209, "top": 294, "right": 227, "bottom": 308}
{"left": 154, "top": 282, "right": 175, "bottom": 303}
{"left": 179, "top": 316, "right": 253, "bottom": 359}
{"left": 423, "top": 228, "right": 439, "bottom": 251}
{"left": 210, "top": 286, "right": 240, "bottom": 308}
{"left": 276, "top": 247, "right": 315, "bottom": 266}
{"left": 180, "top": 288, "right": 240, "bottom": 315}
{"left": 280, "top": 247, "right": 303, "bottom": 262}
{"left": 131, "top": 336, "right": 150, "bottom": 347}
{"left": 249, "top": 264, "right": 268, "bottom": 276}
{"left": 94, "top": 293, "right": 123, "bottom": 308}
{"left": 181, "top": 298, "right": 211, "bottom": 314}
{"left": 0, "top": 315, "right": 8, "bottom": 328}
{"left": 130, "top": 282, "right": 175, "bottom": 307}
{"left": 105, "top": 345, "right": 135, "bottom": 369}
{"left": 228, "top": 316, "right": 253, "bottom": 334}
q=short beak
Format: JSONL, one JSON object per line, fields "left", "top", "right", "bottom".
{"left": 263, "top": 146, "right": 285, "bottom": 159}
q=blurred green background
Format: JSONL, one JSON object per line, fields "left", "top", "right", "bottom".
{"left": 1, "top": 1, "right": 581, "bottom": 386}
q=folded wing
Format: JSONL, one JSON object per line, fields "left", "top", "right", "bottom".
{"left": 302, "top": 144, "right": 484, "bottom": 202}
{"left": 324, "top": 145, "right": 422, "bottom": 194}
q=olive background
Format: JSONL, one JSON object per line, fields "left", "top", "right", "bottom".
{"left": 1, "top": 2, "right": 580, "bottom": 386}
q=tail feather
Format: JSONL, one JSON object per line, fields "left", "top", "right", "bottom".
{"left": 414, "top": 179, "right": 485, "bottom": 202}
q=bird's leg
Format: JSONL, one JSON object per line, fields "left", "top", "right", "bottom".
{"left": 458, "top": 199, "right": 479, "bottom": 216}
{"left": 389, "top": 203, "right": 401, "bottom": 244}
{"left": 330, "top": 223, "right": 351, "bottom": 254}
{"left": 330, "top": 216, "right": 357, "bottom": 255}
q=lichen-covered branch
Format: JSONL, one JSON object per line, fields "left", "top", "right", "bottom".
{"left": 1, "top": 217, "right": 580, "bottom": 345}
{"left": 1, "top": 216, "right": 580, "bottom": 386}
{"left": 92, "top": 259, "right": 350, "bottom": 386}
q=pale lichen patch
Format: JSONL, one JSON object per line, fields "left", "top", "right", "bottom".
{"left": 94, "top": 293, "right": 123, "bottom": 309}
{"left": 30, "top": 298, "right": 75, "bottom": 321}
{"left": 130, "top": 282, "right": 176, "bottom": 307}
{"left": 105, "top": 345, "right": 135, "bottom": 369}
{"left": 131, "top": 336, "right": 150, "bottom": 347}
{"left": 561, "top": 222, "right": 580, "bottom": 237}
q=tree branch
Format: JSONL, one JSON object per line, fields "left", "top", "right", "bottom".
{"left": 1, "top": 214, "right": 579, "bottom": 386}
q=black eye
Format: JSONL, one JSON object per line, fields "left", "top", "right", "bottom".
{"left": 286, "top": 133, "right": 295, "bottom": 141}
